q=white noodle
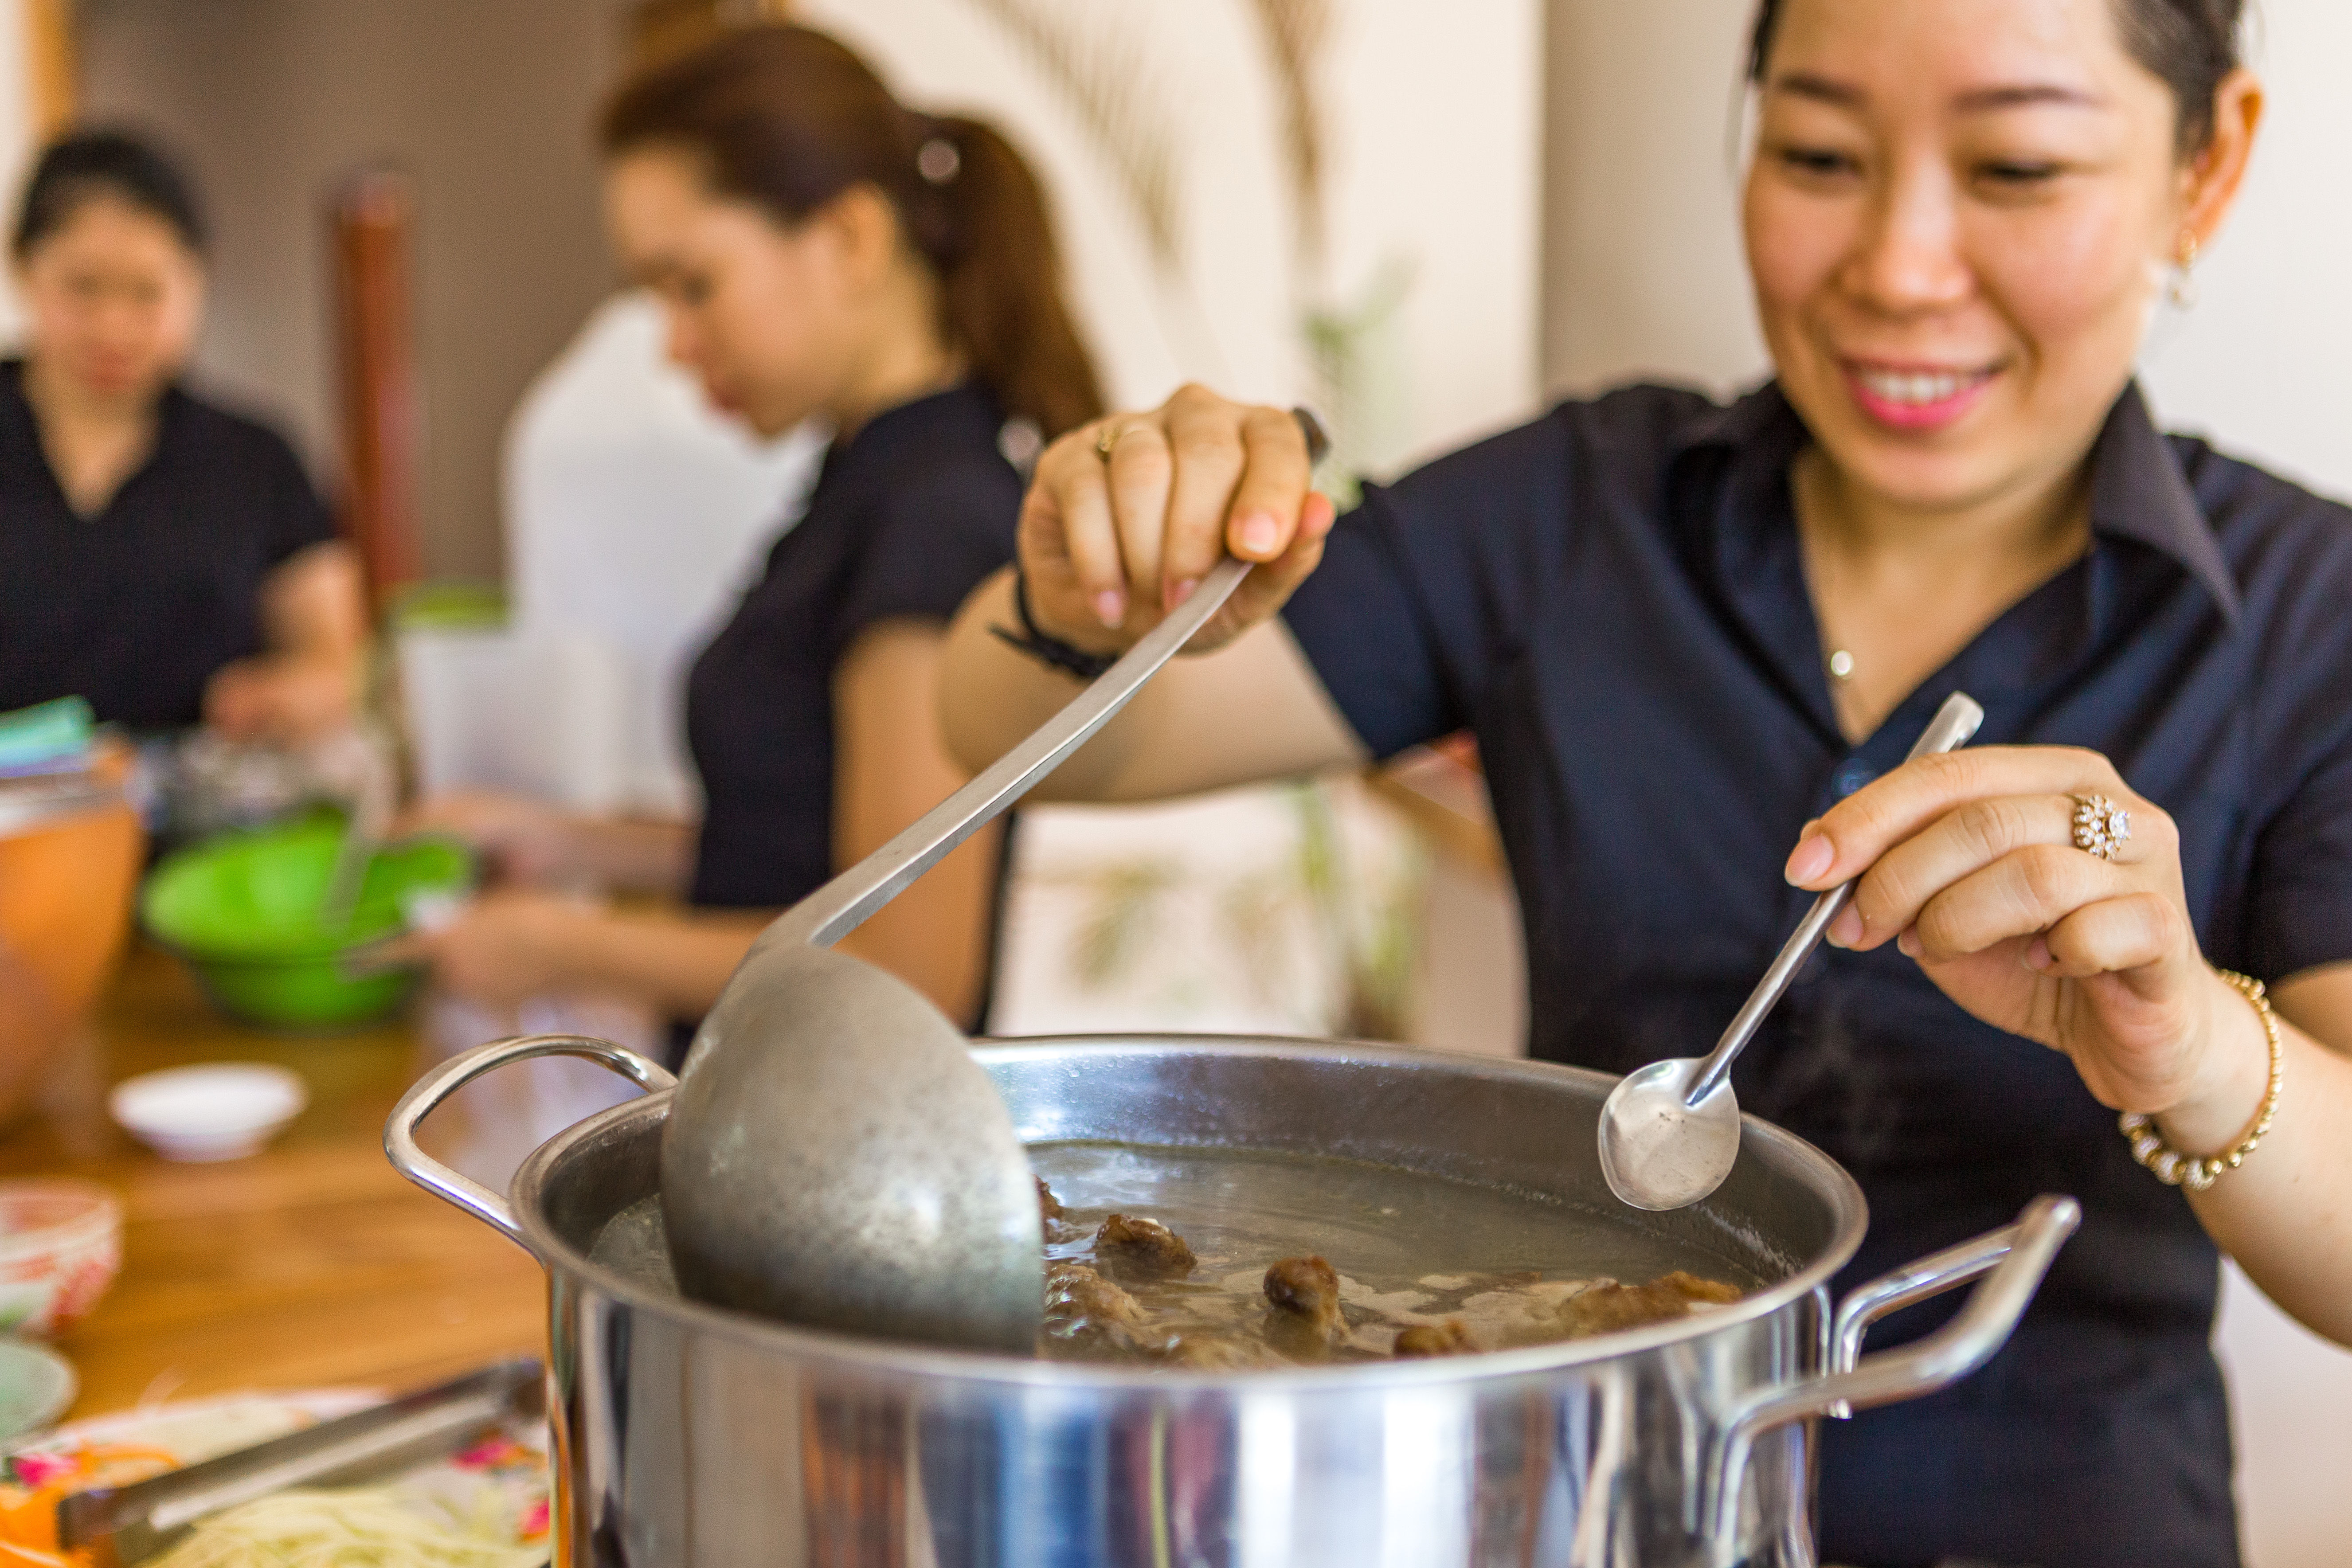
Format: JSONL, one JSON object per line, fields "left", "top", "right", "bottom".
{"left": 144, "top": 1488, "right": 543, "bottom": 1568}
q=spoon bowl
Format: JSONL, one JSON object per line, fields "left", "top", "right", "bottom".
{"left": 1596, "top": 1056, "right": 1744, "bottom": 1213}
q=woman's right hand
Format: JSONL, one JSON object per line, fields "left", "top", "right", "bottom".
{"left": 398, "top": 790, "right": 578, "bottom": 887}
{"left": 1021, "top": 384, "right": 1337, "bottom": 655}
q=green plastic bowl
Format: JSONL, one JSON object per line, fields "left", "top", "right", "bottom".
{"left": 141, "top": 814, "right": 474, "bottom": 1030}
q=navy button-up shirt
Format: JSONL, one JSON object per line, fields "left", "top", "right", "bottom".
{"left": 1284, "top": 380, "right": 2352, "bottom": 1568}
{"left": 0, "top": 360, "right": 335, "bottom": 730}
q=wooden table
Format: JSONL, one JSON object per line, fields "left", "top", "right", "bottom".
{"left": 0, "top": 943, "right": 546, "bottom": 1419}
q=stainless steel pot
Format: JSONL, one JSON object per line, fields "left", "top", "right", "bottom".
{"left": 389, "top": 1031, "right": 2076, "bottom": 1568}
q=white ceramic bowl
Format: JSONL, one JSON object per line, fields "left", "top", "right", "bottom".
{"left": 0, "top": 1180, "right": 122, "bottom": 1337}
{"left": 107, "top": 1064, "right": 309, "bottom": 1162}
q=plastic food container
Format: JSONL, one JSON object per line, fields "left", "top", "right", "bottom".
{"left": 0, "top": 1181, "right": 122, "bottom": 1339}
{"left": 141, "top": 815, "right": 473, "bottom": 1030}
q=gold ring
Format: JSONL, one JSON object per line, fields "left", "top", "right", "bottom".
{"left": 2070, "top": 794, "right": 2131, "bottom": 861}
{"left": 1094, "top": 422, "right": 1140, "bottom": 462}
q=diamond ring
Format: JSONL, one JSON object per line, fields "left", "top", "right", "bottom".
{"left": 2071, "top": 794, "right": 2132, "bottom": 860}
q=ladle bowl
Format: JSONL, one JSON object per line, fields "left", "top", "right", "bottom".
{"left": 658, "top": 552, "right": 1267, "bottom": 1350}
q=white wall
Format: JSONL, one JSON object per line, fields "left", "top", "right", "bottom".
{"left": 1540, "top": 5, "right": 2352, "bottom": 1564}
{"left": 2134, "top": 2, "right": 2352, "bottom": 500}
{"left": 1543, "top": 0, "right": 1763, "bottom": 399}
{"left": 799, "top": 0, "right": 1542, "bottom": 473}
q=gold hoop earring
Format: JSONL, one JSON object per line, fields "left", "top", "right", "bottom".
{"left": 2168, "top": 233, "right": 2200, "bottom": 310}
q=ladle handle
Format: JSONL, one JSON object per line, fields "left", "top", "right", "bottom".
{"left": 758, "top": 409, "right": 1329, "bottom": 955}
{"left": 1683, "top": 691, "right": 1985, "bottom": 1106}
{"left": 385, "top": 1035, "right": 676, "bottom": 1246}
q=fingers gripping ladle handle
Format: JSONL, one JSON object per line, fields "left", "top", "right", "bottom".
{"left": 1680, "top": 691, "right": 1985, "bottom": 1108}
{"left": 753, "top": 408, "right": 1330, "bottom": 958}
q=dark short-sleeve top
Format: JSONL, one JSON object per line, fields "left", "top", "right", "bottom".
{"left": 685, "top": 383, "right": 1021, "bottom": 911}
{"left": 1282, "top": 380, "right": 2352, "bottom": 1568}
{"left": 0, "top": 360, "right": 337, "bottom": 729}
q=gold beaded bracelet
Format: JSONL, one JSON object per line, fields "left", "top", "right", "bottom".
{"left": 2119, "top": 969, "right": 2283, "bottom": 1193}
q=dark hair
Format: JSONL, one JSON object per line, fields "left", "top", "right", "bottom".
{"left": 600, "top": 24, "right": 1105, "bottom": 441}
{"left": 13, "top": 128, "right": 208, "bottom": 259}
{"left": 1747, "top": 0, "right": 2245, "bottom": 156}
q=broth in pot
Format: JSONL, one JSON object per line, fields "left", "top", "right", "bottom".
{"left": 591, "top": 1141, "right": 1759, "bottom": 1365}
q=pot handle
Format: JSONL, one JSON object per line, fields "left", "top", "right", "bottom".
{"left": 384, "top": 1034, "right": 677, "bottom": 1247}
{"left": 1704, "top": 1193, "right": 2080, "bottom": 1540}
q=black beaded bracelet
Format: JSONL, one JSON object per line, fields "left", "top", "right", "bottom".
{"left": 989, "top": 570, "right": 1119, "bottom": 681}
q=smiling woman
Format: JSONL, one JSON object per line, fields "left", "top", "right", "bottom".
{"left": 935, "top": 0, "right": 2352, "bottom": 1563}
{"left": 1742, "top": 0, "right": 2261, "bottom": 740}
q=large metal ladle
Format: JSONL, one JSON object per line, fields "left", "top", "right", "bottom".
{"left": 660, "top": 551, "right": 1268, "bottom": 1352}
{"left": 1597, "top": 691, "right": 1985, "bottom": 1212}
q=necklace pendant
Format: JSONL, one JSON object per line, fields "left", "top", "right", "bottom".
{"left": 1827, "top": 649, "right": 1855, "bottom": 683}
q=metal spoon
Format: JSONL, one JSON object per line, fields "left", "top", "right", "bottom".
{"left": 320, "top": 726, "right": 397, "bottom": 931}
{"left": 1597, "top": 691, "right": 1985, "bottom": 1212}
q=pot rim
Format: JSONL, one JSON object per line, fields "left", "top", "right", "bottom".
{"left": 510, "top": 1035, "right": 1871, "bottom": 1390}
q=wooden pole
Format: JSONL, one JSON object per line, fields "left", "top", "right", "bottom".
{"left": 22, "top": 0, "right": 75, "bottom": 137}
{"left": 330, "top": 170, "right": 424, "bottom": 611}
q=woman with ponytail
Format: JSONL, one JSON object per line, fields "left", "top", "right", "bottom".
{"left": 400, "top": 24, "right": 1101, "bottom": 1034}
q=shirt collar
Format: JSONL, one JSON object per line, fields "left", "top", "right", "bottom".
{"left": 1671, "top": 377, "right": 2241, "bottom": 626}
{"left": 2085, "top": 381, "right": 2240, "bottom": 624}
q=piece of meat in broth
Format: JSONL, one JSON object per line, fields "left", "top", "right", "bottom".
{"left": 1393, "top": 1318, "right": 1474, "bottom": 1358}
{"left": 1555, "top": 1271, "right": 1741, "bottom": 1339}
{"left": 1161, "top": 1333, "right": 1285, "bottom": 1371}
{"left": 1042, "top": 1261, "right": 1151, "bottom": 1357}
{"left": 1094, "top": 1214, "right": 1197, "bottom": 1281}
{"left": 1035, "top": 1176, "right": 1065, "bottom": 1223}
{"left": 1658, "top": 1270, "right": 1741, "bottom": 1306}
{"left": 1264, "top": 1255, "right": 1349, "bottom": 1353}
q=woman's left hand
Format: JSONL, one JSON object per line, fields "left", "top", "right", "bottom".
{"left": 1787, "top": 747, "right": 2258, "bottom": 1137}
{"left": 377, "top": 889, "right": 599, "bottom": 1009}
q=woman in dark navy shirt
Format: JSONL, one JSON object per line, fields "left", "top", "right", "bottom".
{"left": 0, "top": 131, "right": 362, "bottom": 740}
{"left": 401, "top": 25, "right": 1101, "bottom": 1030}
{"left": 945, "top": 1, "right": 2352, "bottom": 1563}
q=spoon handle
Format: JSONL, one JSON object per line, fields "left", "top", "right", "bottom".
{"left": 1683, "top": 691, "right": 1986, "bottom": 1107}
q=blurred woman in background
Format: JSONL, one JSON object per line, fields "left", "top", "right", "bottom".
{"left": 400, "top": 24, "right": 1102, "bottom": 1034}
{"left": 0, "top": 129, "right": 363, "bottom": 743}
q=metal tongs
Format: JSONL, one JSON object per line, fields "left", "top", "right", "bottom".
{"left": 55, "top": 1359, "right": 542, "bottom": 1566}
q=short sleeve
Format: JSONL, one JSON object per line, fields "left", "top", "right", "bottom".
{"left": 2245, "top": 704, "right": 2352, "bottom": 983}
{"left": 254, "top": 426, "right": 337, "bottom": 568}
{"left": 1282, "top": 403, "right": 1631, "bottom": 761}
{"left": 1279, "top": 488, "right": 1463, "bottom": 758}
{"left": 831, "top": 460, "right": 1019, "bottom": 651}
